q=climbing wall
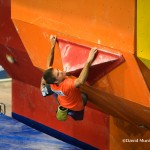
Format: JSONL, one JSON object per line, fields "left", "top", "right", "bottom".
{"left": 0, "top": 0, "right": 150, "bottom": 149}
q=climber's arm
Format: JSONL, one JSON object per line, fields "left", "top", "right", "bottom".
{"left": 46, "top": 35, "right": 57, "bottom": 68}
{"left": 74, "top": 48, "right": 97, "bottom": 88}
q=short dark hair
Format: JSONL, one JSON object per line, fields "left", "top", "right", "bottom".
{"left": 43, "top": 68, "right": 56, "bottom": 84}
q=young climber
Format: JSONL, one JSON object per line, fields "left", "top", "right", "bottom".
{"left": 40, "top": 35, "right": 97, "bottom": 121}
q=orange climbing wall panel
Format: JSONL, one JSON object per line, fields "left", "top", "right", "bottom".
{"left": 12, "top": 0, "right": 135, "bottom": 53}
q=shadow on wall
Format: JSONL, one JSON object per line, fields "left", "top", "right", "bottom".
{"left": 0, "top": 0, "right": 42, "bottom": 87}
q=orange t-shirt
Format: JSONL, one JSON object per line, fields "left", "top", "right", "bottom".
{"left": 50, "top": 77, "right": 84, "bottom": 111}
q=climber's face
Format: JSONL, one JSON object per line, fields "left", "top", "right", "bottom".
{"left": 52, "top": 68, "right": 66, "bottom": 83}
